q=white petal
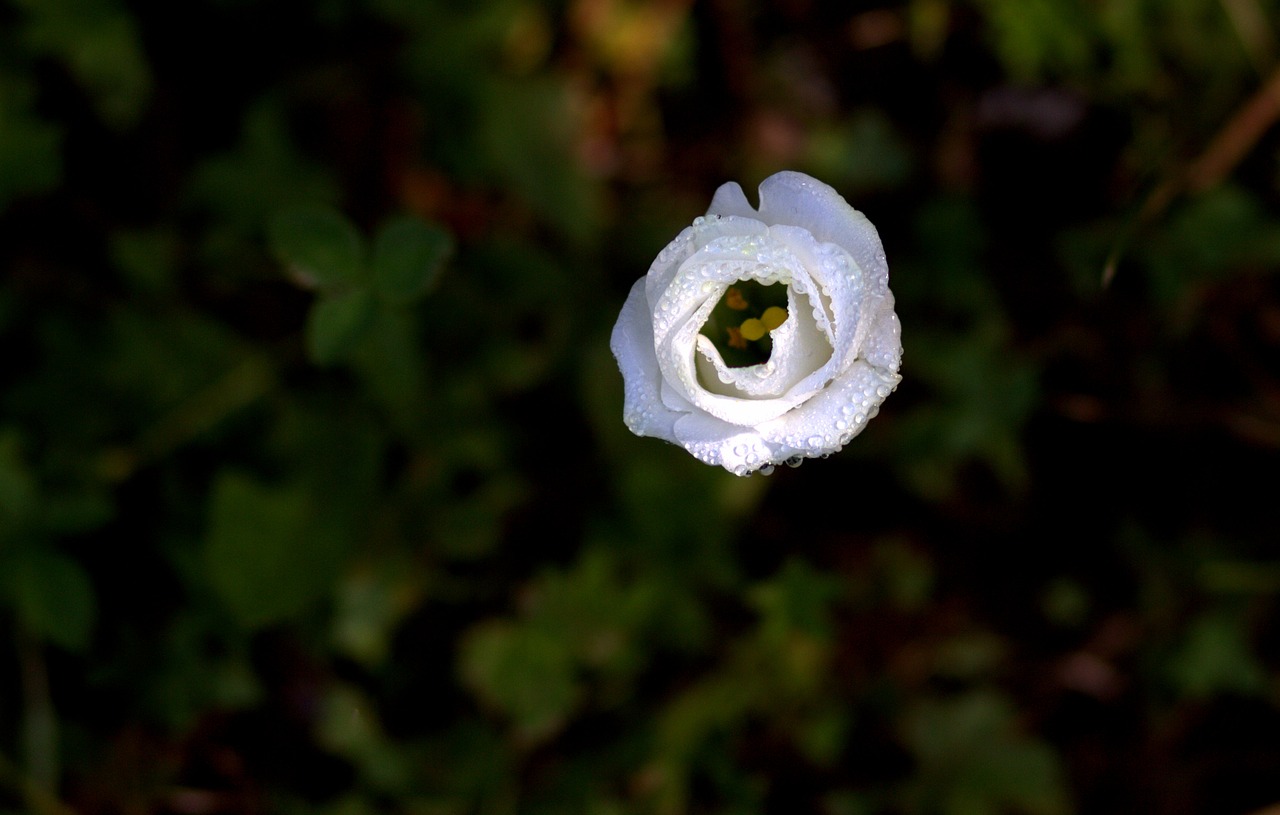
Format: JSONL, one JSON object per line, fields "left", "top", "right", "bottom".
{"left": 671, "top": 358, "right": 900, "bottom": 473}
{"left": 706, "top": 181, "right": 757, "bottom": 219}
{"left": 754, "top": 359, "right": 902, "bottom": 461}
{"left": 859, "top": 292, "right": 903, "bottom": 374}
{"left": 644, "top": 215, "right": 768, "bottom": 309}
{"left": 671, "top": 411, "right": 773, "bottom": 476}
{"left": 609, "top": 280, "right": 682, "bottom": 442}
{"left": 755, "top": 171, "right": 889, "bottom": 293}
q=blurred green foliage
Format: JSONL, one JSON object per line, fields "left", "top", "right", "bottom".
{"left": 2, "top": 0, "right": 1280, "bottom": 813}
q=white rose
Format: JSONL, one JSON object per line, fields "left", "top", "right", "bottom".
{"left": 610, "top": 171, "right": 902, "bottom": 476}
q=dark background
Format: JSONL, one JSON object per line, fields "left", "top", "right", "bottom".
{"left": 2, "top": 0, "right": 1280, "bottom": 813}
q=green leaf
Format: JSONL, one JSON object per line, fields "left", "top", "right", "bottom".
{"left": 307, "top": 289, "right": 376, "bottom": 365}
{"left": 459, "top": 620, "right": 579, "bottom": 739}
{"left": 371, "top": 216, "right": 452, "bottom": 304}
{"left": 15, "top": 0, "right": 153, "bottom": 128}
{"left": 186, "top": 101, "right": 339, "bottom": 232}
{"left": 0, "top": 431, "right": 38, "bottom": 533}
{"left": 203, "top": 472, "right": 340, "bottom": 628}
{"left": 4, "top": 549, "right": 96, "bottom": 651}
{"left": 268, "top": 205, "right": 363, "bottom": 289}
{"left": 0, "top": 77, "right": 62, "bottom": 209}
{"left": 902, "top": 693, "right": 1070, "bottom": 815}
{"left": 1167, "top": 611, "right": 1267, "bottom": 698}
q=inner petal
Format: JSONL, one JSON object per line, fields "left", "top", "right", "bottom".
{"left": 655, "top": 231, "right": 846, "bottom": 427}
{"left": 694, "top": 285, "right": 832, "bottom": 399}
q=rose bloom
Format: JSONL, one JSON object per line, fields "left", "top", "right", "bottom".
{"left": 610, "top": 171, "right": 902, "bottom": 476}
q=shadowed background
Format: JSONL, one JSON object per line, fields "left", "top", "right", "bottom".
{"left": 2, "top": 0, "right": 1280, "bottom": 813}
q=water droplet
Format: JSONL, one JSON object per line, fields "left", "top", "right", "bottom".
{"left": 806, "top": 435, "right": 823, "bottom": 447}
{"left": 758, "top": 464, "right": 776, "bottom": 476}
{"left": 836, "top": 420, "right": 848, "bottom": 431}
{"left": 732, "top": 444, "right": 747, "bottom": 456}
{"left": 785, "top": 456, "right": 804, "bottom": 468}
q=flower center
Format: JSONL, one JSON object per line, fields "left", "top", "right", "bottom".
{"left": 698, "top": 280, "right": 790, "bottom": 368}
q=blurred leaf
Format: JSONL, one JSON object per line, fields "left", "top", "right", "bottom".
{"left": 316, "top": 683, "right": 412, "bottom": 793}
{"left": 348, "top": 308, "right": 429, "bottom": 437}
{"left": 203, "top": 472, "right": 347, "bottom": 628}
{"left": 1166, "top": 610, "right": 1267, "bottom": 698}
{"left": 1139, "top": 186, "right": 1280, "bottom": 306}
{"left": 1041, "top": 578, "right": 1091, "bottom": 627}
{"left": 750, "top": 558, "right": 841, "bottom": 642}
{"left": 307, "top": 289, "right": 376, "bottom": 365}
{"left": 187, "top": 101, "right": 339, "bottom": 232}
{"left": 110, "top": 228, "right": 180, "bottom": 293}
{"left": 0, "top": 430, "right": 38, "bottom": 534}
{"left": 269, "top": 205, "right": 364, "bottom": 290}
{"left": 0, "top": 75, "right": 62, "bottom": 209}
{"left": 894, "top": 329, "right": 1037, "bottom": 498}
{"left": 332, "top": 562, "right": 422, "bottom": 666}
{"left": 3, "top": 548, "right": 96, "bottom": 651}
{"left": 459, "top": 620, "right": 579, "bottom": 739}
{"left": 372, "top": 215, "right": 452, "bottom": 304}
{"left": 38, "top": 488, "right": 114, "bottom": 535}
{"left": 902, "top": 693, "right": 1070, "bottom": 815}
{"left": 478, "top": 79, "right": 602, "bottom": 244}
{"left": 14, "top": 0, "right": 152, "bottom": 127}
{"left": 870, "top": 539, "right": 936, "bottom": 611}
{"left": 805, "top": 110, "right": 913, "bottom": 194}
{"left": 971, "top": 0, "right": 1096, "bottom": 81}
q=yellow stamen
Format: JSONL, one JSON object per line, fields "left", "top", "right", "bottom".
{"left": 739, "top": 318, "right": 766, "bottom": 341}
{"left": 725, "top": 287, "right": 749, "bottom": 310}
{"left": 726, "top": 326, "right": 747, "bottom": 349}
{"left": 761, "top": 306, "right": 788, "bottom": 331}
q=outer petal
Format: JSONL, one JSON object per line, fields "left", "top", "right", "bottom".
{"left": 754, "top": 359, "right": 901, "bottom": 461}
{"left": 706, "top": 181, "right": 758, "bottom": 219}
{"left": 670, "top": 359, "right": 901, "bottom": 474}
{"left": 671, "top": 411, "right": 774, "bottom": 476}
{"left": 610, "top": 279, "right": 682, "bottom": 441}
{"left": 755, "top": 171, "right": 890, "bottom": 292}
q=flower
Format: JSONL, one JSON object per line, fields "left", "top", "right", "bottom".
{"left": 610, "top": 171, "right": 902, "bottom": 476}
